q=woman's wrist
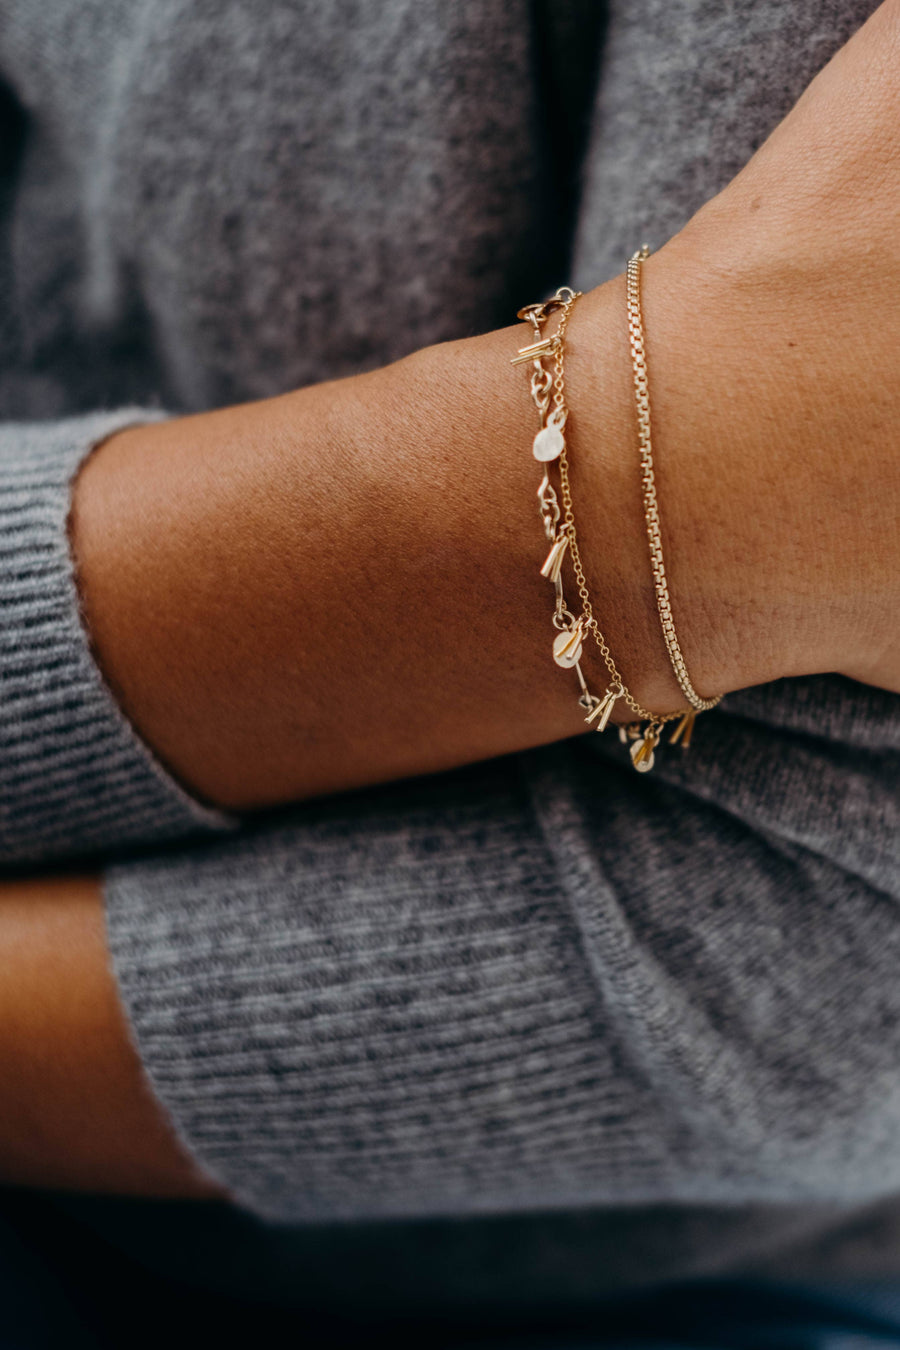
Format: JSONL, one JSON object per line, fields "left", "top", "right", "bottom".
{"left": 64, "top": 0, "right": 900, "bottom": 816}
{"left": 647, "top": 214, "right": 897, "bottom": 698}
{"left": 71, "top": 261, "right": 838, "bottom": 813}
{"left": 558, "top": 260, "right": 798, "bottom": 711}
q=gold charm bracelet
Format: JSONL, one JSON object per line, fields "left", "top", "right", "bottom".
{"left": 512, "top": 263, "right": 720, "bottom": 772}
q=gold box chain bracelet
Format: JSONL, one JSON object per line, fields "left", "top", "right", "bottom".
{"left": 512, "top": 255, "right": 721, "bottom": 771}
{"left": 626, "top": 246, "right": 722, "bottom": 717}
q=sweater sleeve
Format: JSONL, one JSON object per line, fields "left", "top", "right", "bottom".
{"left": 103, "top": 675, "right": 900, "bottom": 1224}
{"left": 0, "top": 412, "right": 232, "bottom": 866}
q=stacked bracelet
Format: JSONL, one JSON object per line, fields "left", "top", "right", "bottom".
{"left": 512, "top": 249, "right": 721, "bottom": 772}
{"left": 626, "top": 246, "right": 722, "bottom": 725}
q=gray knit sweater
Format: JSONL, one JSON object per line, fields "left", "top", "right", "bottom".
{"left": 1, "top": 0, "right": 899, "bottom": 1299}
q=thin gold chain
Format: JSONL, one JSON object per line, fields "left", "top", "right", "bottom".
{"left": 626, "top": 247, "right": 722, "bottom": 713}
{"left": 550, "top": 296, "right": 677, "bottom": 725}
{"left": 513, "top": 288, "right": 683, "bottom": 755}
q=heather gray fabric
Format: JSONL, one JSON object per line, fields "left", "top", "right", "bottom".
{"left": 0, "top": 412, "right": 230, "bottom": 862}
{"left": 0, "top": 0, "right": 899, "bottom": 1295}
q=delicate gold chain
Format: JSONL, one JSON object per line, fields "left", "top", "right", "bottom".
{"left": 626, "top": 247, "right": 722, "bottom": 714}
{"left": 551, "top": 297, "right": 674, "bottom": 724}
{"left": 512, "top": 286, "right": 688, "bottom": 771}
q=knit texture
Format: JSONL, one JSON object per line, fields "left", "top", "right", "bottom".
{"left": 0, "top": 0, "right": 898, "bottom": 1294}
{"left": 107, "top": 677, "right": 900, "bottom": 1224}
{"left": 0, "top": 412, "right": 231, "bottom": 864}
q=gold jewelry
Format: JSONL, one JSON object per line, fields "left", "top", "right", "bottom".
{"left": 512, "top": 287, "right": 682, "bottom": 773}
{"left": 513, "top": 254, "right": 723, "bottom": 771}
{"left": 626, "top": 246, "right": 722, "bottom": 714}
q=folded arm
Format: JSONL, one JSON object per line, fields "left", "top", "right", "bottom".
{"left": 2, "top": 674, "right": 897, "bottom": 1210}
{"left": 2, "top": 0, "right": 900, "bottom": 1209}
{"left": 68, "top": 0, "right": 900, "bottom": 813}
{"left": 1, "top": 0, "right": 897, "bottom": 863}
{"left": 0, "top": 872, "right": 217, "bottom": 1197}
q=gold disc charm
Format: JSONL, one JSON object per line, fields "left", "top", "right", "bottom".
{"left": 532, "top": 407, "right": 568, "bottom": 463}
{"left": 630, "top": 727, "right": 660, "bottom": 773}
{"left": 553, "top": 623, "right": 583, "bottom": 669}
{"left": 630, "top": 738, "right": 655, "bottom": 772}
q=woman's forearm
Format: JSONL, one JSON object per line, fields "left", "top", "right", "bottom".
{"left": 71, "top": 279, "right": 705, "bottom": 810}
{"left": 70, "top": 1, "right": 900, "bottom": 812}
{"left": 70, "top": 261, "right": 857, "bottom": 812}
{"left": 0, "top": 874, "right": 219, "bottom": 1197}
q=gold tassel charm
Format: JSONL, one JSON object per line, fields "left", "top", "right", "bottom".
{"left": 670, "top": 709, "right": 696, "bottom": 749}
{"left": 513, "top": 281, "right": 717, "bottom": 765}
{"left": 510, "top": 336, "right": 558, "bottom": 366}
{"left": 540, "top": 532, "right": 569, "bottom": 583}
{"left": 629, "top": 725, "right": 660, "bottom": 773}
{"left": 552, "top": 622, "right": 583, "bottom": 669}
{"left": 584, "top": 685, "right": 618, "bottom": 733}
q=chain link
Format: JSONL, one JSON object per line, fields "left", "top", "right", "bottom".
{"left": 548, "top": 293, "right": 679, "bottom": 725}
{"left": 515, "top": 287, "right": 682, "bottom": 734}
{"left": 626, "top": 247, "right": 722, "bottom": 713}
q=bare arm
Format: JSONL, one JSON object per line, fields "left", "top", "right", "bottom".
{"left": 70, "top": 1, "right": 900, "bottom": 814}
{"left": 0, "top": 872, "right": 220, "bottom": 1197}
{"left": 70, "top": 271, "right": 892, "bottom": 814}
{"left": 72, "top": 284, "right": 736, "bottom": 812}
{"left": 5, "top": 2, "right": 900, "bottom": 1206}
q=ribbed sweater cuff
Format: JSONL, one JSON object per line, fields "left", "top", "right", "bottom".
{"left": 0, "top": 411, "right": 232, "bottom": 865}
{"left": 104, "top": 759, "right": 673, "bottom": 1223}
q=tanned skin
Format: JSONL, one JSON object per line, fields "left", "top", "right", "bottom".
{"left": 4, "top": 0, "right": 900, "bottom": 1197}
